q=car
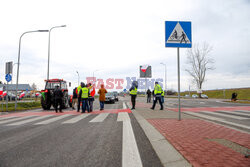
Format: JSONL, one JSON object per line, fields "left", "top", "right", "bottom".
{"left": 201, "top": 94, "right": 208, "bottom": 99}
{"left": 192, "top": 94, "right": 198, "bottom": 98}
{"left": 113, "top": 91, "right": 119, "bottom": 101}
{"left": 105, "top": 92, "right": 115, "bottom": 104}
{"left": 184, "top": 94, "right": 190, "bottom": 98}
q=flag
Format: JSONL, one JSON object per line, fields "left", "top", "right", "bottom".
{"left": 20, "top": 92, "right": 25, "bottom": 98}
{"left": 90, "top": 87, "right": 95, "bottom": 97}
{"left": 0, "top": 87, "right": 3, "bottom": 95}
{"left": 3, "top": 91, "right": 7, "bottom": 97}
{"left": 141, "top": 65, "right": 149, "bottom": 73}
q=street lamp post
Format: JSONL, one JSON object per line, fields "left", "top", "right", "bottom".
{"left": 76, "top": 71, "right": 80, "bottom": 86}
{"left": 15, "top": 30, "right": 49, "bottom": 111}
{"left": 160, "top": 63, "right": 167, "bottom": 91}
{"left": 11, "top": 63, "right": 18, "bottom": 84}
{"left": 47, "top": 25, "right": 66, "bottom": 80}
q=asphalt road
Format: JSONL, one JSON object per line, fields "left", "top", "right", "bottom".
{"left": 0, "top": 98, "right": 162, "bottom": 167}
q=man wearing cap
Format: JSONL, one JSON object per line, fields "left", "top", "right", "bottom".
{"left": 151, "top": 82, "right": 163, "bottom": 110}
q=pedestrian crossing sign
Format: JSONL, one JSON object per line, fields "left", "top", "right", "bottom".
{"left": 165, "top": 21, "right": 192, "bottom": 48}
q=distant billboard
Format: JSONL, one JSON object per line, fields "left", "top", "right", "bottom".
{"left": 139, "top": 65, "right": 152, "bottom": 78}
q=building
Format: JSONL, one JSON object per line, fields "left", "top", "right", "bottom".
{"left": 0, "top": 84, "right": 33, "bottom": 91}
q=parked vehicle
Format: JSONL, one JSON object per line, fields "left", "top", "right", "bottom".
{"left": 105, "top": 92, "right": 115, "bottom": 104}
{"left": 201, "top": 94, "right": 208, "bottom": 99}
{"left": 113, "top": 91, "right": 119, "bottom": 101}
{"left": 192, "top": 94, "right": 198, "bottom": 98}
{"left": 40, "top": 79, "right": 69, "bottom": 110}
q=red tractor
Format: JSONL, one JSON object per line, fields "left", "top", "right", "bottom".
{"left": 40, "top": 79, "right": 69, "bottom": 110}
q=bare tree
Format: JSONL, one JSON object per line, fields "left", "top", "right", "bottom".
{"left": 185, "top": 42, "right": 215, "bottom": 97}
{"left": 31, "top": 83, "right": 37, "bottom": 91}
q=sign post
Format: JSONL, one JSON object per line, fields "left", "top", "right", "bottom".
{"left": 5, "top": 74, "right": 12, "bottom": 112}
{"left": 165, "top": 21, "right": 192, "bottom": 121}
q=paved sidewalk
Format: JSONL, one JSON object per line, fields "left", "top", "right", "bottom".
{"left": 129, "top": 97, "right": 250, "bottom": 167}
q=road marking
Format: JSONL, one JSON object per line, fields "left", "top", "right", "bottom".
{"left": 184, "top": 112, "right": 250, "bottom": 130}
{"left": 237, "top": 110, "right": 250, "bottom": 113}
{"left": 7, "top": 115, "right": 53, "bottom": 126}
{"left": 62, "top": 114, "right": 90, "bottom": 124}
{"left": 0, "top": 116, "right": 17, "bottom": 121}
{"left": 0, "top": 116, "right": 36, "bottom": 125}
{"left": 218, "top": 110, "right": 250, "bottom": 117}
{"left": 200, "top": 111, "right": 249, "bottom": 120}
{"left": 117, "top": 112, "right": 143, "bottom": 167}
{"left": 117, "top": 112, "right": 130, "bottom": 122}
{"left": 123, "top": 102, "right": 127, "bottom": 109}
{"left": 89, "top": 113, "right": 109, "bottom": 122}
{"left": 35, "top": 114, "right": 71, "bottom": 125}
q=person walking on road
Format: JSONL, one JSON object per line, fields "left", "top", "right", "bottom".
{"left": 98, "top": 84, "right": 107, "bottom": 110}
{"left": 54, "top": 85, "right": 63, "bottom": 113}
{"left": 87, "top": 83, "right": 94, "bottom": 112}
{"left": 129, "top": 81, "right": 138, "bottom": 110}
{"left": 151, "top": 82, "right": 163, "bottom": 110}
{"left": 72, "top": 87, "right": 78, "bottom": 110}
{"left": 79, "top": 83, "right": 90, "bottom": 113}
{"left": 146, "top": 89, "right": 151, "bottom": 103}
{"left": 161, "top": 90, "right": 165, "bottom": 104}
{"left": 77, "top": 82, "right": 84, "bottom": 112}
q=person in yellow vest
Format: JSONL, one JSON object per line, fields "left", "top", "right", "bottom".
{"left": 79, "top": 83, "right": 90, "bottom": 113}
{"left": 151, "top": 82, "right": 163, "bottom": 110}
{"left": 161, "top": 90, "right": 165, "bottom": 104}
{"left": 129, "top": 81, "right": 138, "bottom": 110}
{"left": 87, "top": 83, "right": 94, "bottom": 112}
{"left": 76, "top": 82, "right": 84, "bottom": 112}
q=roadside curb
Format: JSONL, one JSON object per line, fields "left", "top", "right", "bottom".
{"left": 127, "top": 102, "right": 191, "bottom": 167}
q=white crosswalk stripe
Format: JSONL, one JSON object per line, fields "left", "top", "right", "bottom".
{"left": 7, "top": 115, "right": 53, "bottom": 126}
{"left": 35, "top": 114, "right": 72, "bottom": 125}
{"left": 123, "top": 102, "right": 127, "bottom": 109}
{"left": 62, "top": 114, "right": 90, "bottom": 124}
{"left": 89, "top": 113, "right": 109, "bottom": 122}
{"left": 200, "top": 111, "right": 249, "bottom": 120}
{"left": 184, "top": 112, "right": 250, "bottom": 130}
{"left": 218, "top": 110, "right": 250, "bottom": 117}
{"left": 0, "top": 116, "right": 36, "bottom": 124}
{"left": 0, "top": 116, "right": 17, "bottom": 121}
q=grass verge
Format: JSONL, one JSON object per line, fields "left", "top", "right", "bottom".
{"left": 0, "top": 101, "right": 41, "bottom": 112}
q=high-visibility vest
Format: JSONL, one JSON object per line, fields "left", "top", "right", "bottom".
{"left": 161, "top": 90, "right": 165, "bottom": 96}
{"left": 130, "top": 87, "right": 137, "bottom": 95}
{"left": 81, "top": 87, "right": 89, "bottom": 98}
{"left": 154, "top": 84, "right": 162, "bottom": 95}
{"left": 77, "top": 85, "right": 82, "bottom": 95}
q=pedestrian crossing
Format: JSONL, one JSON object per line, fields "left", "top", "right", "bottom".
{"left": 183, "top": 110, "right": 250, "bottom": 130}
{"left": 0, "top": 112, "right": 129, "bottom": 126}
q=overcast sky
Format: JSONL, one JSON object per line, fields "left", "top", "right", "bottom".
{"left": 0, "top": 0, "right": 250, "bottom": 92}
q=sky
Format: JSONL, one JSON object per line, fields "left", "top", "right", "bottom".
{"left": 0, "top": 0, "right": 250, "bottom": 93}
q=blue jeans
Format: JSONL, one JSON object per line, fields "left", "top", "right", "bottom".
{"left": 82, "top": 99, "right": 89, "bottom": 113}
{"left": 100, "top": 101, "right": 104, "bottom": 110}
{"left": 161, "top": 96, "right": 164, "bottom": 103}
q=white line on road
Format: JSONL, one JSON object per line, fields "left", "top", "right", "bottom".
{"left": 0, "top": 116, "right": 36, "bottom": 125}
{"left": 35, "top": 114, "right": 72, "bottom": 125}
{"left": 200, "top": 111, "right": 249, "bottom": 120}
{"left": 117, "top": 112, "right": 143, "bottom": 167}
{"left": 0, "top": 116, "right": 17, "bottom": 121}
{"left": 89, "top": 113, "right": 109, "bottom": 122}
{"left": 62, "top": 114, "right": 90, "bottom": 124}
{"left": 218, "top": 110, "right": 250, "bottom": 117}
{"left": 7, "top": 115, "right": 53, "bottom": 126}
{"left": 184, "top": 112, "right": 250, "bottom": 130}
{"left": 123, "top": 102, "right": 127, "bottom": 109}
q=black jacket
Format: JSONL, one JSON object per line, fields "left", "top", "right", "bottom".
{"left": 54, "top": 88, "right": 63, "bottom": 100}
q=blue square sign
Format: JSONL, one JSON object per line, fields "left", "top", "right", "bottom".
{"left": 165, "top": 21, "right": 192, "bottom": 48}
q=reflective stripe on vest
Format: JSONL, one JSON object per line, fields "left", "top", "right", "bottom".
{"left": 154, "top": 84, "right": 162, "bottom": 95}
{"left": 130, "top": 87, "right": 137, "bottom": 95}
{"left": 81, "top": 87, "right": 89, "bottom": 98}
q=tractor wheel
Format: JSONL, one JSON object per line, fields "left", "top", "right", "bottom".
{"left": 61, "top": 93, "right": 69, "bottom": 109}
{"left": 41, "top": 96, "right": 51, "bottom": 110}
